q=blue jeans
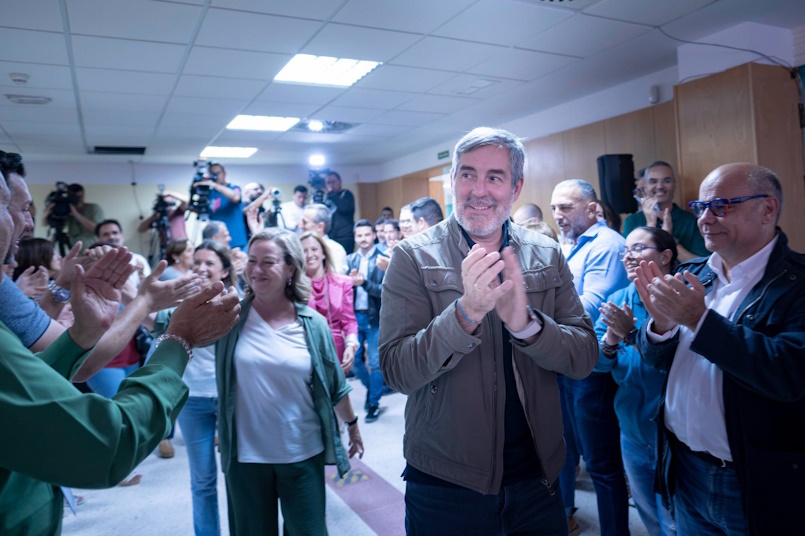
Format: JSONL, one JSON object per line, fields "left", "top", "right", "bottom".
{"left": 86, "top": 363, "right": 140, "bottom": 398}
{"left": 561, "top": 372, "right": 629, "bottom": 536}
{"left": 353, "top": 311, "right": 385, "bottom": 408}
{"left": 621, "top": 434, "right": 675, "bottom": 536}
{"left": 557, "top": 376, "right": 580, "bottom": 517}
{"left": 672, "top": 442, "right": 746, "bottom": 535}
{"left": 177, "top": 396, "right": 220, "bottom": 536}
{"left": 406, "top": 477, "right": 568, "bottom": 535}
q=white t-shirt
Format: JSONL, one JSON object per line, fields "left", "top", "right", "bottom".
{"left": 183, "top": 344, "right": 217, "bottom": 398}
{"left": 280, "top": 201, "right": 305, "bottom": 232}
{"left": 233, "top": 310, "right": 324, "bottom": 464}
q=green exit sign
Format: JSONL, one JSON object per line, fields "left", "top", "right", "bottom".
{"left": 438, "top": 150, "right": 450, "bottom": 160}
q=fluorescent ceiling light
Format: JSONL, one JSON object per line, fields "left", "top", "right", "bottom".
{"left": 227, "top": 115, "right": 299, "bottom": 131}
{"left": 274, "top": 54, "right": 381, "bottom": 87}
{"left": 308, "top": 120, "right": 324, "bottom": 132}
{"left": 309, "top": 154, "right": 325, "bottom": 167}
{"left": 200, "top": 146, "right": 257, "bottom": 158}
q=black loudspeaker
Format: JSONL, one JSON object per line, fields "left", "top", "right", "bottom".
{"left": 597, "top": 154, "right": 637, "bottom": 214}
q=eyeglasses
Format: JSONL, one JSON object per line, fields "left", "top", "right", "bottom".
{"left": 688, "top": 194, "right": 769, "bottom": 217}
{"left": 619, "top": 245, "right": 659, "bottom": 260}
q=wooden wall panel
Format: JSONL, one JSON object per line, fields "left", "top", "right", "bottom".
{"left": 562, "top": 121, "right": 606, "bottom": 197}
{"left": 375, "top": 179, "right": 401, "bottom": 220}
{"left": 520, "top": 132, "right": 565, "bottom": 226}
{"left": 356, "top": 182, "right": 377, "bottom": 221}
{"left": 675, "top": 63, "right": 756, "bottom": 203}
{"left": 750, "top": 63, "right": 805, "bottom": 251}
{"left": 603, "top": 106, "right": 656, "bottom": 172}
{"left": 652, "top": 101, "right": 682, "bottom": 205}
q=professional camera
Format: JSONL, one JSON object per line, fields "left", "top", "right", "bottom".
{"left": 153, "top": 184, "right": 172, "bottom": 218}
{"left": 308, "top": 168, "right": 330, "bottom": 205}
{"left": 44, "top": 181, "right": 78, "bottom": 230}
{"left": 189, "top": 160, "right": 218, "bottom": 218}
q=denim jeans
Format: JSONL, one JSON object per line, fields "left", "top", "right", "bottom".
{"left": 557, "top": 375, "right": 580, "bottom": 517}
{"left": 177, "top": 396, "right": 220, "bottom": 536}
{"left": 405, "top": 477, "right": 568, "bottom": 535}
{"left": 620, "top": 434, "right": 675, "bottom": 536}
{"left": 86, "top": 363, "right": 140, "bottom": 398}
{"left": 561, "top": 372, "right": 629, "bottom": 536}
{"left": 353, "top": 311, "right": 385, "bottom": 408}
{"left": 672, "top": 442, "right": 746, "bottom": 535}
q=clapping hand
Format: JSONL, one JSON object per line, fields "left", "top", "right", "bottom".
{"left": 165, "top": 283, "right": 241, "bottom": 348}
{"left": 244, "top": 205, "right": 264, "bottom": 235}
{"left": 635, "top": 260, "right": 707, "bottom": 334}
{"left": 68, "top": 247, "right": 135, "bottom": 349}
{"left": 599, "top": 301, "right": 636, "bottom": 346}
{"left": 16, "top": 265, "right": 49, "bottom": 298}
{"left": 138, "top": 260, "right": 202, "bottom": 312}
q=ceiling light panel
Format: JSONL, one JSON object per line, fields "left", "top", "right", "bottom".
{"left": 227, "top": 115, "right": 300, "bottom": 131}
{"left": 200, "top": 146, "right": 258, "bottom": 158}
{"left": 274, "top": 54, "right": 381, "bottom": 87}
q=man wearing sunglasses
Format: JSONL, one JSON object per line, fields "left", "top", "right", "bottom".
{"left": 623, "top": 161, "right": 708, "bottom": 262}
{"left": 634, "top": 163, "right": 805, "bottom": 535}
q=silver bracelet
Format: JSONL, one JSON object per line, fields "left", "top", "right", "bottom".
{"left": 155, "top": 333, "right": 193, "bottom": 362}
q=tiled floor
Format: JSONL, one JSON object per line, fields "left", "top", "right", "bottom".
{"left": 63, "top": 377, "right": 649, "bottom": 535}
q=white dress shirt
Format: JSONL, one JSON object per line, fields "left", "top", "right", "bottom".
{"left": 650, "top": 235, "right": 778, "bottom": 460}
{"left": 353, "top": 246, "right": 374, "bottom": 311}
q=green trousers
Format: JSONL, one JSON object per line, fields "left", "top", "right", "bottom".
{"left": 225, "top": 451, "right": 327, "bottom": 536}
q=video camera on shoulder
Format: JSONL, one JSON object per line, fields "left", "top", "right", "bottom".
{"left": 189, "top": 160, "right": 218, "bottom": 218}
{"left": 45, "top": 181, "right": 79, "bottom": 229}
{"left": 308, "top": 168, "right": 330, "bottom": 205}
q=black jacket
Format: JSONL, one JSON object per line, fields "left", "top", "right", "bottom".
{"left": 638, "top": 230, "right": 805, "bottom": 535}
{"left": 325, "top": 189, "right": 355, "bottom": 243}
{"left": 346, "top": 247, "right": 384, "bottom": 327}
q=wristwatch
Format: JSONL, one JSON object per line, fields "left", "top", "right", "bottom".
{"left": 47, "top": 281, "right": 71, "bottom": 303}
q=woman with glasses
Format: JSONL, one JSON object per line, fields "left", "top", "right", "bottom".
{"left": 595, "top": 226, "right": 678, "bottom": 536}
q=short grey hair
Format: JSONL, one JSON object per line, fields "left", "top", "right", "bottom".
{"left": 202, "top": 220, "right": 226, "bottom": 240}
{"left": 555, "top": 179, "right": 597, "bottom": 204}
{"left": 451, "top": 127, "right": 525, "bottom": 186}
{"left": 305, "top": 203, "right": 332, "bottom": 235}
{"left": 747, "top": 165, "right": 783, "bottom": 223}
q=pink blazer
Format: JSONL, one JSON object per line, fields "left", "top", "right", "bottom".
{"left": 308, "top": 273, "right": 358, "bottom": 362}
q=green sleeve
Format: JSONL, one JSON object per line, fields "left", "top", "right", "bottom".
{"left": 622, "top": 212, "right": 643, "bottom": 238}
{"left": 0, "top": 323, "right": 189, "bottom": 489}
{"left": 35, "top": 329, "right": 92, "bottom": 379}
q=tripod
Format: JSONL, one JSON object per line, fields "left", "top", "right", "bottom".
{"left": 49, "top": 221, "right": 72, "bottom": 257}
{"left": 147, "top": 210, "right": 172, "bottom": 267}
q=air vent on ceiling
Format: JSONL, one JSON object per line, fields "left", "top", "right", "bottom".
{"left": 90, "top": 146, "right": 147, "bottom": 155}
{"left": 292, "top": 120, "right": 357, "bottom": 134}
{"left": 5, "top": 94, "right": 52, "bottom": 105}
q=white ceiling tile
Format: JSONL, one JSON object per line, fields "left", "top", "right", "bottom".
{"left": 278, "top": 131, "right": 347, "bottom": 144}
{"left": 370, "top": 110, "right": 444, "bottom": 127}
{"left": 165, "top": 96, "right": 249, "bottom": 116}
{"left": 517, "top": 14, "right": 651, "bottom": 57}
{"left": 3, "top": 120, "right": 82, "bottom": 136}
{"left": 241, "top": 101, "right": 320, "bottom": 118}
{"left": 0, "top": 62, "right": 73, "bottom": 89}
{"left": 585, "top": 0, "right": 716, "bottom": 26}
{"left": 67, "top": 0, "right": 202, "bottom": 43}
{"left": 0, "top": 87, "right": 77, "bottom": 109}
{"left": 184, "top": 47, "right": 291, "bottom": 80}
{"left": 331, "top": 88, "right": 414, "bottom": 109}
{"left": 209, "top": 0, "right": 341, "bottom": 19}
{"left": 83, "top": 109, "right": 161, "bottom": 126}
{"left": 0, "top": 29, "right": 69, "bottom": 65}
{"left": 396, "top": 94, "right": 479, "bottom": 114}
{"left": 333, "top": 0, "right": 475, "bottom": 34}
{"left": 426, "top": 74, "right": 524, "bottom": 98}
{"left": 0, "top": 106, "right": 77, "bottom": 123}
{"left": 517, "top": 0, "right": 603, "bottom": 10}
{"left": 391, "top": 37, "right": 504, "bottom": 71}
{"left": 196, "top": 8, "right": 321, "bottom": 54}
{"left": 347, "top": 124, "right": 410, "bottom": 137}
{"left": 355, "top": 65, "right": 456, "bottom": 93}
{"left": 256, "top": 83, "right": 346, "bottom": 105}
{"left": 0, "top": 0, "right": 63, "bottom": 32}
{"left": 81, "top": 91, "right": 169, "bottom": 112}
{"left": 467, "top": 49, "right": 580, "bottom": 81}
{"left": 311, "top": 105, "right": 384, "bottom": 123}
{"left": 433, "top": 0, "right": 573, "bottom": 47}
{"left": 174, "top": 75, "right": 266, "bottom": 99}
{"left": 85, "top": 124, "right": 154, "bottom": 141}
{"left": 72, "top": 36, "right": 186, "bottom": 72}
{"left": 76, "top": 68, "right": 176, "bottom": 95}
{"left": 302, "top": 24, "right": 421, "bottom": 63}
{"left": 211, "top": 129, "right": 282, "bottom": 145}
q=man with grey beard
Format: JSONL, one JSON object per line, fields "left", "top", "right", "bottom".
{"left": 379, "top": 127, "right": 596, "bottom": 534}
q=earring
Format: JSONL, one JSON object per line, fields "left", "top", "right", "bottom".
{"left": 286, "top": 278, "right": 292, "bottom": 287}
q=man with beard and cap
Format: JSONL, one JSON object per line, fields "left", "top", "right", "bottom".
{"left": 379, "top": 127, "right": 596, "bottom": 534}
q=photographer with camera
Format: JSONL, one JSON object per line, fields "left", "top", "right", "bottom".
{"left": 138, "top": 189, "right": 188, "bottom": 240}
{"left": 324, "top": 171, "right": 355, "bottom": 253}
{"left": 193, "top": 163, "right": 248, "bottom": 249}
{"left": 42, "top": 183, "right": 104, "bottom": 251}
{"left": 281, "top": 185, "right": 308, "bottom": 232}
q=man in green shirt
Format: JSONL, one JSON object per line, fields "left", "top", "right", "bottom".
{"left": 622, "top": 161, "right": 708, "bottom": 262}
{"left": 42, "top": 183, "right": 104, "bottom": 249}
{"left": 0, "top": 169, "right": 241, "bottom": 534}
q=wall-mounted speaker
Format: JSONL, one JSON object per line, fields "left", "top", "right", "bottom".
{"left": 597, "top": 154, "right": 637, "bottom": 214}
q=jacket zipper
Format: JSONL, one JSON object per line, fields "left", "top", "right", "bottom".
{"left": 734, "top": 269, "right": 786, "bottom": 323}
{"left": 511, "top": 346, "right": 554, "bottom": 496}
{"left": 488, "top": 314, "right": 499, "bottom": 494}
